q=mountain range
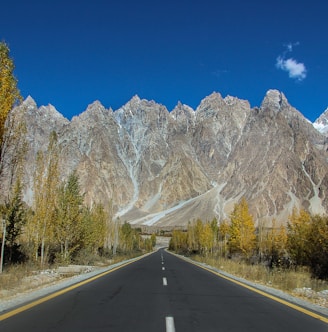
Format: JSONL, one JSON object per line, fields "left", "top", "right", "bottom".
{"left": 3, "top": 89, "right": 328, "bottom": 229}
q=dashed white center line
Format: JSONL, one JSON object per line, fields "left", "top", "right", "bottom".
{"left": 162, "top": 267, "right": 165, "bottom": 270}
{"left": 162, "top": 261, "right": 164, "bottom": 264}
{"left": 166, "top": 316, "right": 176, "bottom": 332}
{"left": 163, "top": 277, "right": 168, "bottom": 286}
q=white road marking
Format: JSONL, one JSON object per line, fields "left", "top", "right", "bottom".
{"left": 162, "top": 267, "right": 165, "bottom": 270}
{"left": 162, "top": 261, "right": 164, "bottom": 264}
{"left": 166, "top": 316, "right": 175, "bottom": 332}
{"left": 163, "top": 277, "right": 168, "bottom": 286}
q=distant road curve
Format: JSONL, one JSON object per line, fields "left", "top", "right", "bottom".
{"left": 1, "top": 249, "right": 328, "bottom": 331}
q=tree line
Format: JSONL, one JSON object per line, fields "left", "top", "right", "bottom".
{"left": 0, "top": 42, "right": 155, "bottom": 271}
{"left": 1, "top": 149, "right": 156, "bottom": 268}
{"left": 169, "top": 197, "right": 328, "bottom": 280}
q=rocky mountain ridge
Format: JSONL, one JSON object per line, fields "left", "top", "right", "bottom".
{"left": 4, "top": 90, "right": 328, "bottom": 228}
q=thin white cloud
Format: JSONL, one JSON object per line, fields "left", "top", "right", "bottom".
{"left": 276, "top": 42, "right": 306, "bottom": 81}
{"left": 285, "top": 41, "right": 299, "bottom": 53}
{"left": 276, "top": 56, "right": 307, "bottom": 81}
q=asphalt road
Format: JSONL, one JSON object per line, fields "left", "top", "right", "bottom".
{"left": 1, "top": 249, "right": 328, "bottom": 331}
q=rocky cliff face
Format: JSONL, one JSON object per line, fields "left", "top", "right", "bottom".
{"left": 4, "top": 90, "right": 328, "bottom": 227}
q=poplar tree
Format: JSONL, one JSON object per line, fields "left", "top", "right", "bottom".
{"left": 2, "top": 178, "right": 26, "bottom": 263}
{"left": 81, "top": 203, "right": 108, "bottom": 255}
{"left": 0, "top": 42, "right": 21, "bottom": 151}
{"left": 228, "top": 197, "right": 256, "bottom": 258}
{"left": 56, "top": 171, "right": 84, "bottom": 262}
{"left": 30, "top": 132, "right": 59, "bottom": 265}
{"left": 0, "top": 42, "right": 21, "bottom": 269}
{"left": 199, "top": 222, "right": 215, "bottom": 255}
{"left": 262, "top": 219, "right": 287, "bottom": 267}
{"left": 218, "top": 219, "right": 230, "bottom": 257}
{"left": 307, "top": 215, "right": 328, "bottom": 279}
{"left": 287, "top": 208, "right": 312, "bottom": 266}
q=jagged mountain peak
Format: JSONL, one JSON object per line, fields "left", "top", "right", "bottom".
{"left": 22, "top": 95, "right": 37, "bottom": 109}
{"left": 313, "top": 107, "right": 328, "bottom": 135}
{"left": 131, "top": 94, "right": 141, "bottom": 102}
{"left": 19, "top": 96, "right": 69, "bottom": 125}
{"left": 196, "top": 92, "right": 223, "bottom": 111}
{"left": 260, "top": 89, "right": 310, "bottom": 126}
{"left": 71, "top": 100, "right": 112, "bottom": 125}
{"left": 86, "top": 100, "right": 106, "bottom": 111}
{"left": 121, "top": 94, "right": 142, "bottom": 110}
{"left": 260, "top": 89, "right": 287, "bottom": 112}
{"left": 223, "top": 95, "right": 238, "bottom": 105}
{"left": 115, "top": 95, "right": 169, "bottom": 123}
{"left": 171, "top": 101, "right": 195, "bottom": 121}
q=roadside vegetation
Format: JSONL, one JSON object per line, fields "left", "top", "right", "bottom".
{"left": 0, "top": 42, "right": 156, "bottom": 294}
{"left": 169, "top": 198, "right": 328, "bottom": 304}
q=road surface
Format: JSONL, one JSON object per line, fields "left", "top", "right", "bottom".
{"left": 1, "top": 249, "right": 327, "bottom": 331}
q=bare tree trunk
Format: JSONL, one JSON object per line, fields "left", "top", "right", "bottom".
{"left": 0, "top": 220, "right": 6, "bottom": 273}
{"left": 41, "top": 238, "right": 45, "bottom": 267}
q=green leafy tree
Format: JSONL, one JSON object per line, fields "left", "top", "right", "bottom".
{"left": 3, "top": 178, "right": 26, "bottom": 262}
{"left": 81, "top": 203, "right": 108, "bottom": 255}
{"left": 150, "top": 233, "right": 156, "bottom": 248}
{"left": 0, "top": 177, "right": 26, "bottom": 270}
{"left": 119, "top": 222, "right": 143, "bottom": 254}
{"left": 56, "top": 171, "right": 84, "bottom": 262}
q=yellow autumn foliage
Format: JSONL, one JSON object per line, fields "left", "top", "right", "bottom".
{"left": 0, "top": 42, "right": 21, "bottom": 148}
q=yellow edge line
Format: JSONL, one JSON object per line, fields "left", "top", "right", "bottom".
{"left": 0, "top": 253, "right": 150, "bottom": 322}
{"left": 168, "top": 251, "right": 328, "bottom": 324}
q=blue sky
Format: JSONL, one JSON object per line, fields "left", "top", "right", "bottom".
{"left": 1, "top": 0, "right": 327, "bottom": 122}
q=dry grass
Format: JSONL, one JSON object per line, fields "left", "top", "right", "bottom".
{"left": 192, "top": 255, "right": 328, "bottom": 307}
{"left": 0, "top": 263, "right": 63, "bottom": 299}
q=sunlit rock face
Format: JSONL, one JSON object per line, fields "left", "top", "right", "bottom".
{"left": 4, "top": 90, "right": 328, "bottom": 227}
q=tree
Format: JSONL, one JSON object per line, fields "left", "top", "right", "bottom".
{"left": 218, "top": 219, "right": 230, "bottom": 257}
{"left": 307, "top": 215, "right": 328, "bottom": 279}
{"left": 260, "top": 219, "right": 287, "bottom": 267}
{"left": 56, "top": 171, "right": 84, "bottom": 262}
{"left": 0, "top": 42, "right": 21, "bottom": 151}
{"left": 1, "top": 178, "right": 26, "bottom": 265}
{"left": 81, "top": 203, "right": 108, "bottom": 255}
{"left": 169, "top": 229, "right": 187, "bottom": 253}
{"left": 29, "top": 132, "right": 59, "bottom": 265}
{"left": 228, "top": 198, "right": 256, "bottom": 258}
{"left": 0, "top": 42, "right": 24, "bottom": 195}
{"left": 287, "top": 208, "right": 311, "bottom": 266}
{"left": 199, "top": 222, "right": 215, "bottom": 255}
{"left": 150, "top": 233, "right": 156, "bottom": 248}
{"left": 119, "top": 222, "right": 142, "bottom": 254}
